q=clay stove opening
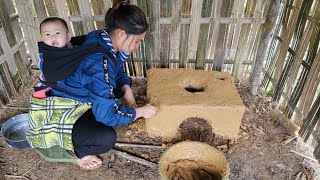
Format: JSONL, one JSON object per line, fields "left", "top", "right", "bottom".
{"left": 217, "top": 77, "right": 227, "bottom": 81}
{"left": 185, "top": 86, "right": 205, "bottom": 93}
{"left": 177, "top": 117, "right": 213, "bottom": 144}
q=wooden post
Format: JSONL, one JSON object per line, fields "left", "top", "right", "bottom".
{"left": 250, "top": 0, "right": 281, "bottom": 95}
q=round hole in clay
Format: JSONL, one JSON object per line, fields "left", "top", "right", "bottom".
{"left": 159, "top": 141, "right": 230, "bottom": 180}
{"left": 185, "top": 86, "right": 205, "bottom": 93}
{"left": 178, "top": 117, "right": 213, "bottom": 144}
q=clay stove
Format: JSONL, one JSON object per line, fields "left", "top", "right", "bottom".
{"left": 145, "top": 68, "right": 245, "bottom": 140}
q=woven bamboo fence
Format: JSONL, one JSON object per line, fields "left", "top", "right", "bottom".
{"left": 0, "top": 0, "right": 30, "bottom": 106}
{"left": 261, "top": 0, "right": 320, "bottom": 159}
{"left": 15, "top": 0, "right": 271, "bottom": 78}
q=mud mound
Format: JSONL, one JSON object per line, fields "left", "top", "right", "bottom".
{"left": 178, "top": 117, "right": 213, "bottom": 144}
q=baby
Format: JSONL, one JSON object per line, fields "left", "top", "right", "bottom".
{"left": 40, "top": 17, "right": 71, "bottom": 47}
{"left": 33, "top": 17, "right": 72, "bottom": 97}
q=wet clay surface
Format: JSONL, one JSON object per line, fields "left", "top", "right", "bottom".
{"left": 0, "top": 77, "right": 320, "bottom": 179}
{"left": 164, "top": 160, "right": 221, "bottom": 180}
{"left": 159, "top": 141, "right": 229, "bottom": 180}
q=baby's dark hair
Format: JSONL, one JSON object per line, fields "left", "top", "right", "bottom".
{"left": 105, "top": 0, "right": 148, "bottom": 35}
{"left": 40, "top": 17, "right": 69, "bottom": 33}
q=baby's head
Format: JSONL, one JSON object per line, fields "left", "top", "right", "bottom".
{"left": 40, "top": 17, "right": 71, "bottom": 48}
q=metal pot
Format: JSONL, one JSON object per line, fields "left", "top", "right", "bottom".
{"left": 0, "top": 113, "right": 31, "bottom": 149}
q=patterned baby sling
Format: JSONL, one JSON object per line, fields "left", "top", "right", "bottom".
{"left": 27, "top": 96, "right": 91, "bottom": 150}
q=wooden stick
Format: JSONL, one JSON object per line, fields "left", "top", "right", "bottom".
{"left": 4, "top": 174, "right": 23, "bottom": 179}
{"left": 111, "top": 149, "right": 158, "bottom": 169}
{"left": 290, "top": 150, "right": 318, "bottom": 162}
{"left": 5, "top": 161, "right": 41, "bottom": 179}
{"left": 2, "top": 106, "right": 29, "bottom": 110}
{"left": 281, "top": 136, "right": 297, "bottom": 146}
{"left": 115, "top": 142, "right": 165, "bottom": 149}
{"left": 252, "top": 125, "right": 266, "bottom": 135}
{"left": 22, "top": 160, "right": 41, "bottom": 176}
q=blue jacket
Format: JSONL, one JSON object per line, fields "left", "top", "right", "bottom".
{"left": 51, "top": 30, "right": 136, "bottom": 126}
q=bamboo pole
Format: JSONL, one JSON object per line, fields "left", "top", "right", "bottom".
{"left": 15, "top": 0, "right": 39, "bottom": 64}
{"left": 260, "top": 2, "right": 284, "bottom": 89}
{"left": 229, "top": 0, "right": 245, "bottom": 77}
{"left": 65, "top": 0, "right": 83, "bottom": 36}
{"left": 77, "top": 0, "right": 95, "bottom": 34}
{"left": 272, "top": 0, "right": 303, "bottom": 84}
{"left": 169, "top": 0, "right": 182, "bottom": 66}
{"left": 160, "top": 1, "right": 171, "bottom": 68}
{"left": 286, "top": 2, "right": 320, "bottom": 94}
{"left": 195, "top": 0, "right": 213, "bottom": 69}
{"left": 0, "top": 3, "right": 18, "bottom": 75}
{"left": 0, "top": 62, "right": 16, "bottom": 100}
{"left": 91, "top": 0, "right": 108, "bottom": 29}
{"left": 33, "top": 0, "right": 47, "bottom": 23}
{"left": 213, "top": 0, "right": 234, "bottom": 71}
{"left": 298, "top": 48, "right": 320, "bottom": 117}
{"left": 44, "top": 0, "right": 58, "bottom": 16}
{"left": 250, "top": 0, "right": 281, "bottom": 95}
{"left": 235, "top": 0, "right": 263, "bottom": 79}
{"left": 207, "top": 0, "right": 222, "bottom": 70}
{"left": 186, "top": 0, "right": 203, "bottom": 65}
{"left": 299, "top": 94, "right": 320, "bottom": 142}
{"left": 283, "top": 27, "right": 320, "bottom": 118}
{"left": 148, "top": 0, "right": 160, "bottom": 67}
{"left": 5, "top": 0, "right": 29, "bottom": 68}
{"left": 55, "top": 0, "right": 73, "bottom": 35}
{"left": 178, "top": 0, "right": 192, "bottom": 68}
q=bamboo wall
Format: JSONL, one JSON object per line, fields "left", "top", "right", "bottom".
{"left": 0, "top": 0, "right": 30, "bottom": 105}
{"left": 261, "top": 0, "right": 320, "bottom": 159}
{"left": 16, "top": 0, "right": 270, "bottom": 78}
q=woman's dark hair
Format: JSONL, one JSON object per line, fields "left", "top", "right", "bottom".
{"left": 40, "top": 17, "right": 69, "bottom": 33}
{"left": 105, "top": 0, "right": 148, "bottom": 35}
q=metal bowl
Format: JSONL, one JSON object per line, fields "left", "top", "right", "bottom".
{"left": 0, "top": 113, "right": 30, "bottom": 149}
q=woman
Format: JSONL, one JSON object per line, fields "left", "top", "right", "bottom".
{"left": 27, "top": 0, "right": 157, "bottom": 170}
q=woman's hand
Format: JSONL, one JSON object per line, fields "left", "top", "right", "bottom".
{"left": 122, "top": 85, "right": 136, "bottom": 105}
{"left": 135, "top": 104, "right": 157, "bottom": 119}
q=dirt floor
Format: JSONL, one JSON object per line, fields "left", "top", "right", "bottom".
{"left": 0, "top": 77, "right": 320, "bottom": 180}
